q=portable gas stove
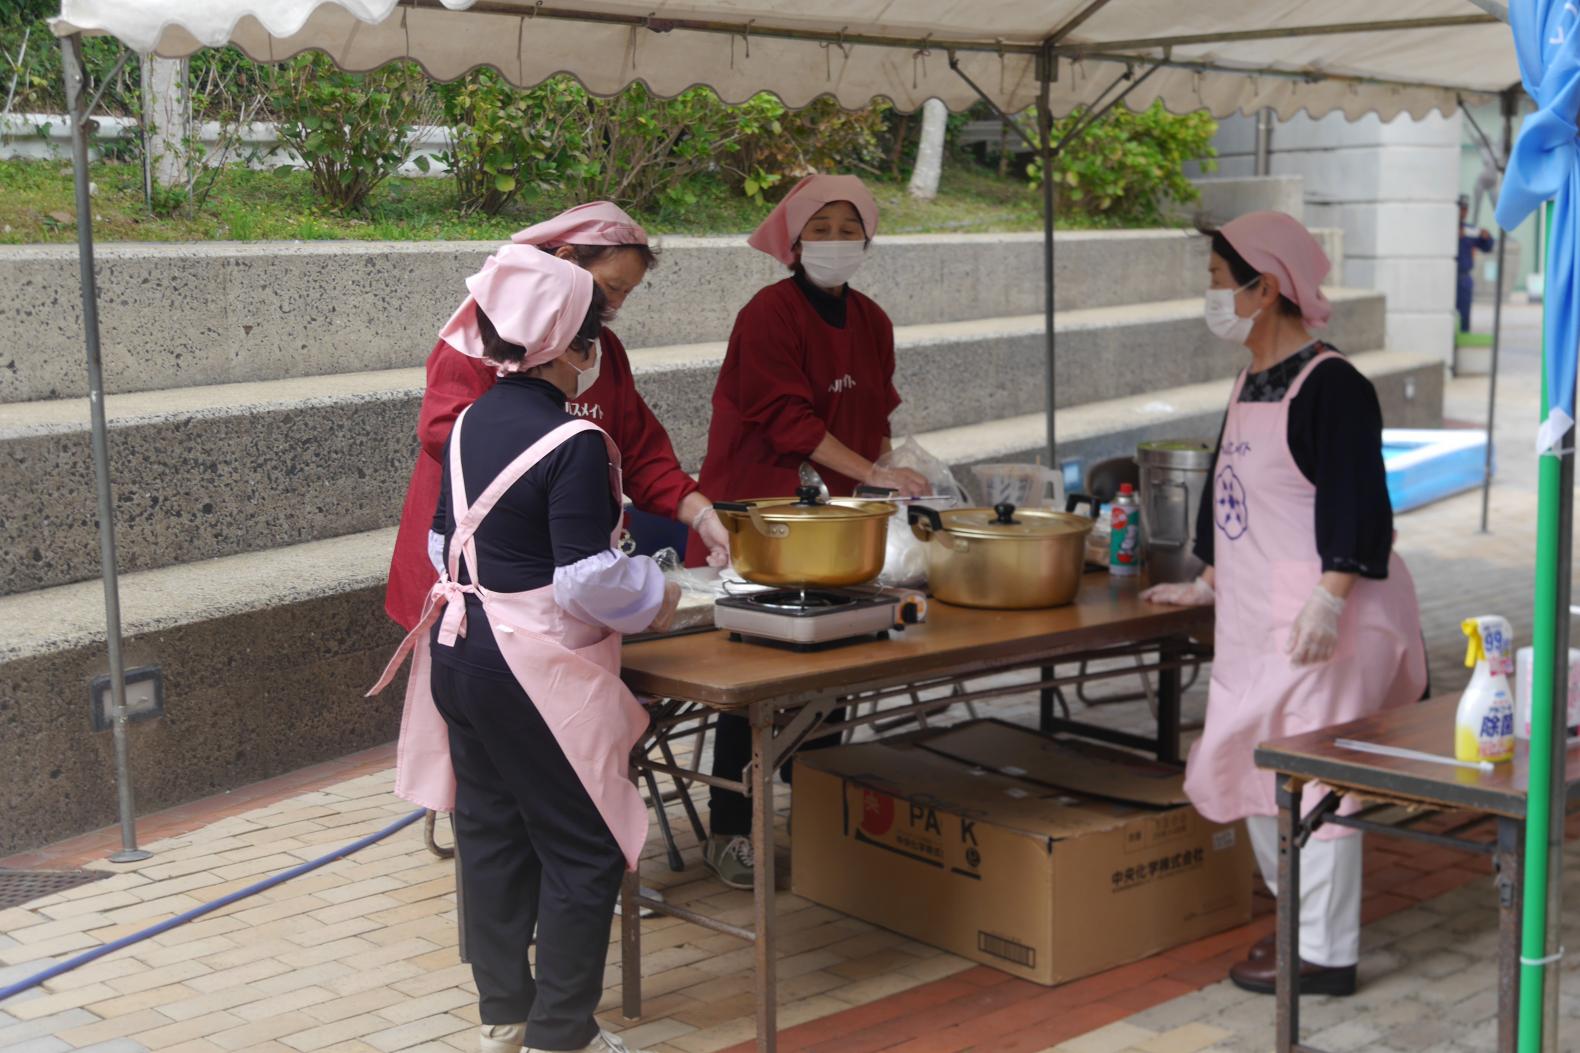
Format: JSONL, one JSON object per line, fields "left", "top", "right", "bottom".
{"left": 713, "top": 586, "right": 924, "bottom": 650}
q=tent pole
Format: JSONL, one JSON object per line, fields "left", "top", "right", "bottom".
{"left": 1038, "top": 47, "right": 1057, "bottom": 468}
{"left": 61, "top": 33, "right": 148, "bottom": 865}
{"left": 1480, "top": 91, "right": 1515, "bottom": 534}
{"left": 1518, "top": 200, "right": 1571, "bottom": 1053}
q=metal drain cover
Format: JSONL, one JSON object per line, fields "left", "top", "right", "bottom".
{"left": 0, "top": 868, "right": 111, "bottom": 910}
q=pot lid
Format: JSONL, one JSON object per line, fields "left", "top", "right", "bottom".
{"left": 1136, "top": 439, "right": 1215, "bottom": 468}
{"left": 721, "top": 490, "right": 894, "bottom": 521}
{"left": 937, "top": 503, "right": 1093, "bottom": 540}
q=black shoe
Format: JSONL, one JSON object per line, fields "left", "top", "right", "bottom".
{"left": 1229, "top": 956, "right": 1356, "bottom": 996}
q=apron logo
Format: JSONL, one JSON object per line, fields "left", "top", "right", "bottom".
{"left": 1215, "top": 465, "right": 1249, "bottom": 541}
{"left": 565, "top": 402, "right": 604, "bottom": 420}
{"left": 828, "top": 374, "right": 857, "bottom": 393}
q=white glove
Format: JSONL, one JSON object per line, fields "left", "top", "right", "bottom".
{"left": 1287, "top": 586, "right": 1345, "bottom": 666}
{"left": 691, "top": 506, "right": 731, "bottom": 568}
{"left": 864, "top": 463, "right": 930, "bottom": 498}
{"left": 1140, "top": 577, "right": 1215, "bottom": 607}
{"left": 426, "top": 530, "right": 446, "bottom": 576}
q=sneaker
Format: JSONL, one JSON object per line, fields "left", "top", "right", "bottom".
{"left": 479, "top": 1023, "right": 526, "bottom": 1053}
{"left": 704, "top": 834, "right": 755, "bottom": 890}
{"left": 528, "top": 1029, "right": 650, "bottom": 1053}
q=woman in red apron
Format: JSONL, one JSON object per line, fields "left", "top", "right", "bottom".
{"left": 689, "top": 174, "right": 929, "bottom": 889}
{"left": 386, "top": 201, "right": 730, "bottom": 634}
{"left": 369, "top": 247, "right": 677, "bottom": 1053}
{"left": 1143, "top": 212, "right": 1426, "bottom": 997}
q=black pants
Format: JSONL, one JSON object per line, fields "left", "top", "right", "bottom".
{"left": 708, "top": 707, "right": 846, "bottom": 837}
{"left": 432, "top": 661, "right": 624, "bottom": 1051}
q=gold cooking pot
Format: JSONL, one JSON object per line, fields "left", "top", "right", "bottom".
{"left": 909, "top": 498, "right": 1096, "bottom": 609}
{"left": 713, "top": 487, "right": 895, "bottom": 588}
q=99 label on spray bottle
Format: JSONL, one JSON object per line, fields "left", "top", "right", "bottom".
{"left": 1110, "top": 503, "right": 1139, "bottom": 577}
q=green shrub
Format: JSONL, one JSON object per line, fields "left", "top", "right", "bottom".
{"left": 551, "top": 81, "right": 781, "bottom": 215}
{"left": 1027, "top": 100, "right": 1217, "bottom": 227}
{"left": 734, "top": 96, "right": 888, "bottom": 200}
{"left": 435, "top": 68, "right": 560, "bottom": 216}
{"left": 266, "top": 54, "right": 433, "bottom": 214}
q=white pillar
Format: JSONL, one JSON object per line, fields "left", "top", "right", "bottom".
{"left": 907, "top": 99, "right": 948, "bottom": 201}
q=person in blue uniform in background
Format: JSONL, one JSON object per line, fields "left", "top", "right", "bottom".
{"left": 1457, "top": 194, "right": 1494, "bottom": 333}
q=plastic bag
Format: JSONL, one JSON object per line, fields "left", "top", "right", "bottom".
{"left": 872, "top": 437, "right": 966, "bottom": 588}
{"left": 873, "top": 437, "right": 970, "bottom": 504}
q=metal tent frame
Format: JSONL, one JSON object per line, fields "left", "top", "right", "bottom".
{"left": 52, "top": 3, "right": 1571, "bottom": 1050}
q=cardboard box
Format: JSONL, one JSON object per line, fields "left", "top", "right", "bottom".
{"left": 790, "top": 720, "right": 1252, "bottom": 985}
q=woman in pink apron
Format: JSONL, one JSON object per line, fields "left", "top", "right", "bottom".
{"left": 369, "top": 247, "right": 678, "bottom": 1053}
{"left": 1143, "top": 212, "right": 1426, "bottom": 997}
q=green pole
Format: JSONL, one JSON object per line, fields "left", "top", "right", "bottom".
{"left": 1519, "top": 203, "right": 1573, "bottom": 1053}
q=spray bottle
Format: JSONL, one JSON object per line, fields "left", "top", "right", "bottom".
{"left": 1455, "top": 615, "right": 1516, "bottom": 765}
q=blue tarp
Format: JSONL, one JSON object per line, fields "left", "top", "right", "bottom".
{"left": 1497, "top": 0, "right": 1580, "bottom": 453}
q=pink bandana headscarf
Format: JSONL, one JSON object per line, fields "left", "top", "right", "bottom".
{"left": 1219, "top": 211, "right": 1333, "bottom": 329}
{"left": 747, "top": 174, "right": 880, "bottom": 266}
{"left": 437, "top": 245, "right": 594, "bottom": 376}
{"left": 512, "top": 201, "right": 649, "bottom": 249}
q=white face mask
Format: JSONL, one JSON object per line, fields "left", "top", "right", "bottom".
{"left": 566, "top": 340, "right": 602, "bottom": 399}
{"left": 1204, "top": 279, "right": 1260, "bottom": 345}
{"left": 800, "top": 240, "right": 869, "bottom": 289}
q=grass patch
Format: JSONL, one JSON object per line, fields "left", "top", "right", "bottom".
{"left": 0, "top": 157, "right": 1144, "bottom": 244}
{"left": 1456, "top": 331, "right": 1495, "bottom": 348}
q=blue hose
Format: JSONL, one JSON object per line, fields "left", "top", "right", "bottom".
{"left": 0, "top": 807, "right": 427, "bottom": 1005}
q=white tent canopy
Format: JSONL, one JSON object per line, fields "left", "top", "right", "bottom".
{"left": 54, "top": 0, "right": 1518, "bottom": 118}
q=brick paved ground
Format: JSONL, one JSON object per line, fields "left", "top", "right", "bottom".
{"left": 1, "top": 304, "right": 1574, "bottom": 1052}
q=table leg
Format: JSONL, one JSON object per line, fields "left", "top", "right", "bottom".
{"left": 1275, "top": 778, "right": 1303, "bottom": 1053}
{"left": 1039, "top": 665, "right": 1055, "bottom": 732}
{"left": 621, "top": 861, "right": 642, "bottom": 1019}
{"left": 1495, "top": 817, "right": 1523, "bottom": 1053}
{"left": 751, "top": 707, "right": 778, "bottom": 1053}
{"left": 1155, "top": 638, "right": 1182, "bottom": 764}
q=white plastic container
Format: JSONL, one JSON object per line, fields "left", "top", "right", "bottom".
{"left": 971, "top": 463, "right": 1065, "bottom": 509}
{"left": 1513, "top": 646, "right": 1580, "bottom": 739}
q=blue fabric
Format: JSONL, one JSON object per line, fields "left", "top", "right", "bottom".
{"left": 1497, "top": 0, "right": 1580, "bottom": 452}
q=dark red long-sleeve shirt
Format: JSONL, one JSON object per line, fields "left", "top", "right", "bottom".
{"left": 384, "top": 327, "right": 698, "bottom": 631}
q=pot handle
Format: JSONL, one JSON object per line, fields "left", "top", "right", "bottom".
{"left": 1065, "top": 492, "right": 1098, "bottom": 520}
{"left": 712, "top": 501, "right": 747, "bottom": 535}
{"left": 907, "top": 504, "right": 944, "bottom": 541}
{"left": 712, "top": 501, "right": 789, "bottom": 539}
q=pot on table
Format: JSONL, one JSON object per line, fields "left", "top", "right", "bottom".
{"left": 712, "top": 487, "right": 895, "bottom": 588}
{"left": 908, "top": 497, "right": 1096, "bottom": 609}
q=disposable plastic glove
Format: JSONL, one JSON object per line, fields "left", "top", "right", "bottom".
{"left": 864, "top": 463, "right": 931, "bottom": 498}
{"left": 691, "top": 506, "right": 731, "bottom": 568}
{"left": 1287, "top": 586, "right": 1346, "bottom": 666}
{"left": 1140, "top": 577, "right": 1215, "bottom": 607}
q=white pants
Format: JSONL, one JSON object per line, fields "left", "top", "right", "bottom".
{"left": 1245, "top": 816, "right": 1363, "bottom": 968}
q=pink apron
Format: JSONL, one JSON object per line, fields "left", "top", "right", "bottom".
{"left": 1185, "top": 351, "right": 1427, "bottom": 839}
{"left": 368, "top": 411, "right": 650, "bottom": 869}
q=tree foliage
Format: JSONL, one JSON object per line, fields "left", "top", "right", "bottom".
{"left": 1027, "top": 101, "right": 1217, "bottom": 226}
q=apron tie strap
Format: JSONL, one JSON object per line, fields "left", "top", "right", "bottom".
{"left": 366, "top": 577, "right": 474, "bottom": 697}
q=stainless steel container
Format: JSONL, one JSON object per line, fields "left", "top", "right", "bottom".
{"left": 1136, "top": 440, "right": 1214, "bottom": 584}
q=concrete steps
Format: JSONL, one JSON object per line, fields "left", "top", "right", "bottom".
{"left": 1, "top": 291, "right": 1384, "bottom": 594}
{"left": 1, "top": 226, "right": 1430, "bottom": 856}
{"left": 918, "top": 349, "right": 1445, "bottom": 477}
{"left": 0, "top": 529, "right": 404, "bottom": 856}
{"left": 0, "top": 228, "right": 1342, "bottom": 402}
